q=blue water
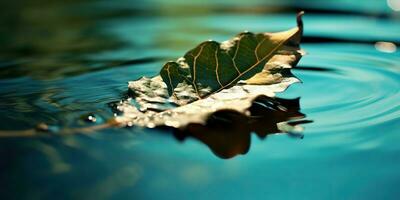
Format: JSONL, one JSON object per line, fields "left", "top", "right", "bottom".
{"left": 1, "top": 0, "right": 400, "bottom": 199}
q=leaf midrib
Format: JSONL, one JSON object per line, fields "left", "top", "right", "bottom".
{"left": 213, "top": 31, "right": 296, "bottom": 95}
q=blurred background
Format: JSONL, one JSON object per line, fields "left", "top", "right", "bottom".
{"left": 0, "top": 0, "right": 399, "bottom": 199}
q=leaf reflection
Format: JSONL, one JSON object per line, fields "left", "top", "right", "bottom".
{"left": 172, "top": 96, "right": 311, "bottom": 159}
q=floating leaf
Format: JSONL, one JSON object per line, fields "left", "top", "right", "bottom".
{"left": 115, "top": 12, "right": 305, "bottom": 132}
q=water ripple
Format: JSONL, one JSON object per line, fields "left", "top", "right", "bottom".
{"left": 296, "top": 44, "right": 400, "bottom": 135}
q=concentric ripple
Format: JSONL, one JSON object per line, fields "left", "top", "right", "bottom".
{"left": 281, "top": 43, "right": 400, "bottom": 149}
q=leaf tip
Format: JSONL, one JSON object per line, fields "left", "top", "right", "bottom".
{"left": 296, "top": 11, "right": 304, "bottom": 32}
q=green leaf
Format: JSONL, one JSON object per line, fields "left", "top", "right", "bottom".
{"left": 161, "top": 12, "right": 303, "bottom": 99}
{"left": 116, "top": 12, "right": 305, "bottom": 131}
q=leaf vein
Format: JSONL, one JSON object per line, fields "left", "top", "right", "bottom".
{"left": 214, "top": 35, "right": 291, "bottom": 94}
{"left": 192, "top": 44, "right": 205, "bottom": 97}
{"left": 254, "top": 37, "right": 267, "bottom": 62}
{"left": 165, "top": 64, "right": 176, "bottom": 97}
{"left": 215, "top": 48, "right": 223, "bottom": 87}
{"left": 232, "top": 38, "right": 241, "bottom": 74}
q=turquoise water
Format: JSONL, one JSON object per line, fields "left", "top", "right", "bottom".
{"left": 1, "top": 0, "right": 400, "bottom": 199}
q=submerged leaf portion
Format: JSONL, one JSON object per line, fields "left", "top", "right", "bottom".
{"left": 116, "top": 12, "right": 306, "bottom": 133}
{"left": 117, "top": 75, "right": 299, "bottom": 128}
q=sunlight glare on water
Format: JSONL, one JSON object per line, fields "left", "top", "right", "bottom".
{"left": 388, "top": 0, "right": 400, "bottom": 11}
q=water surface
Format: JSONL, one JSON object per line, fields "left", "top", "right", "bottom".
{"left": 1, "top": 0, "right": 400, "bottom": 199}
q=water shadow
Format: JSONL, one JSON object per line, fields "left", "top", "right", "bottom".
{"left": 169, "top": 96, "right": 311, "bottom": 159}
